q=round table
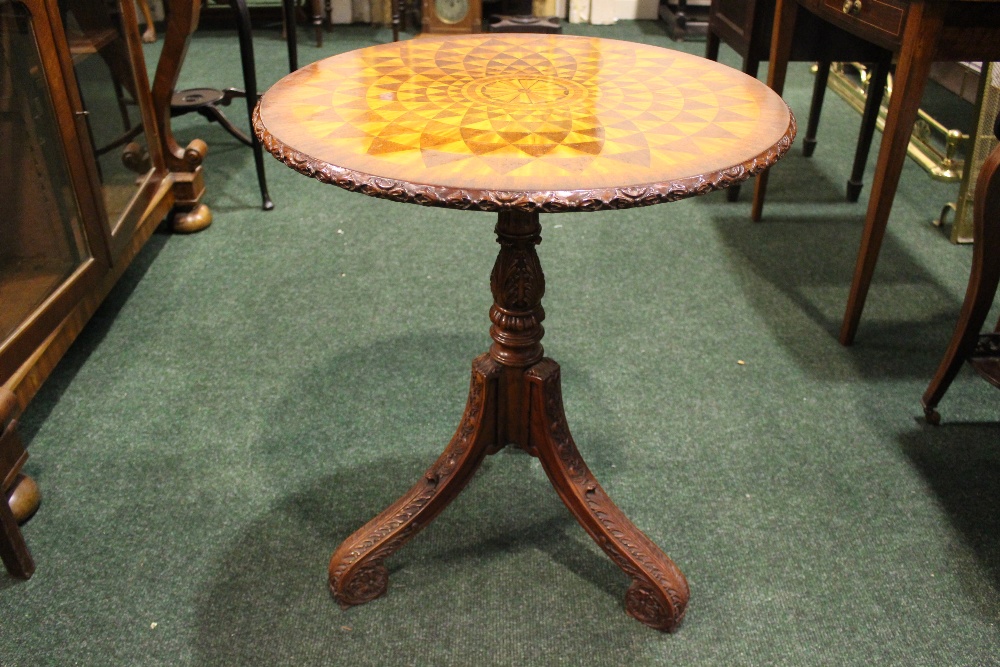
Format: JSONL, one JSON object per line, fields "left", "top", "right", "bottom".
{"left": 254, "top": 34, "right": 795, "bottom": 633}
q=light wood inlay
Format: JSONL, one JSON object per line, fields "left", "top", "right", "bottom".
{"left": 256, "top": 35, "right": 795, "bottom": 211}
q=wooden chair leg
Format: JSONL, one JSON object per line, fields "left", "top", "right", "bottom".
{"left": 727, "top": 58, "right": 761, "bottom": 202}
{"left": 922, "top": 125, "right": 1000, "bottom": 423}
{"left": 703, "top": 29, "right": 750, "bottom": 203}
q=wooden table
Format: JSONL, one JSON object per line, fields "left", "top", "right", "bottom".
{"left": 755, "top": 0, "right": 1000, "bottom": 345}
{"left": 254, "top": 34, "right": 795, "bottom": 632}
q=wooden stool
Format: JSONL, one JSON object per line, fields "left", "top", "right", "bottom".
{"left": 1, "top": 388, "right": 37, "bottom": 579}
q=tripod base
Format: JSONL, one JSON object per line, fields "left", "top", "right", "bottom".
{"left": 328, "top": 353, "right": 689, "bottom": 632}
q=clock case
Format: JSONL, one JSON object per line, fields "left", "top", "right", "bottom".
{"left": 421, "top": 0, "right": 482, "bottom": 34}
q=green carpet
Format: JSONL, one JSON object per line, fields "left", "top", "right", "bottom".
{"left": 2, "top": 19, "right": 998, "bottom": 666}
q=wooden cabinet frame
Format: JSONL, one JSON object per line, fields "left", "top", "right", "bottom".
{"left": 1, "top": 0, "right": 207, "bottom": 577}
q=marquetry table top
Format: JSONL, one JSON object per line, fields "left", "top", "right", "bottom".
{"left": 254, "top": 34, "right": 796, "bottom": 212}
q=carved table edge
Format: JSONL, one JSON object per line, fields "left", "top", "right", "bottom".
{"left": 252, "top": 102, "right": 797, "bottom": 214}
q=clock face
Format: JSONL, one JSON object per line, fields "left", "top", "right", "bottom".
{"left": 434, "top": 0, "right": 469, "bottom": 23}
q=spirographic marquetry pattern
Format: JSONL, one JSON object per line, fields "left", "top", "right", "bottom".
{"left": 256, "top": 35, "right": 795, "bottom": 212}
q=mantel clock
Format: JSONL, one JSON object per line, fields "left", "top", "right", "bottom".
{"left": 422, "top": 0, "right": 482, "bottom": 34}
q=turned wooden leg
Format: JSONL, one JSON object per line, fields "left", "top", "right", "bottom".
{"left": 493, "top": 210, "right": 687, "bottom": 631}
{"left": 526, "top": 359, "right": 689, "bottom": 632}
{"left": 329, "top": 355, "right": 499, "bottom": 606}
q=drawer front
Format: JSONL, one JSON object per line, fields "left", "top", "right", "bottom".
{"left": 816, "top": 0, "right": 907, "bottom": 48}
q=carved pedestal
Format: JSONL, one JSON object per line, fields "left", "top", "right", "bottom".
{"left": 328, "top": 211, "right": 689, "bottom": 632}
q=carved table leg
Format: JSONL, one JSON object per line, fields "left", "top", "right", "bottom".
{"left": 329, "top": 355, "right": 498, "bottom": 606}
{"left": 489, "top": 210, "right": 687, "bottom": 631}
{"left": 527, "top": 360, "right": 688, "bottom": 631}
{"left": 328, "top": 209, "right": 688, "bottom": 631}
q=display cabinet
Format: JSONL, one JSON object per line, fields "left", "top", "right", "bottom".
{"left": 1, "top": 0, "right": 206, "bottom": 577}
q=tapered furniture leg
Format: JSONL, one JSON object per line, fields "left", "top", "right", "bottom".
{"left": 0, "top": 488, "right": 33, "bottom": 580}
{"left": 704, "top": 29, "right": 720, "bottom": 61}
{"left": 846, "top": 63, "right": 888, "bottom": 203}
{"left": 0, "top": 497, "right": 33, "bottom": 579}
{"left": 726, "top": 58, "right": 761, "bottom": 202}
{"left": 803, "top": 61, "right": 830, "bottom": 158}
{"left": 169, "top": 0, "right": 275, "bottom": 212}
{"left": 282, "top": 0, "right": 298, "bottom": 70}
{"left": 751, "top": 0, "right": 797, "bottom": 221}
{"left": 839, "top": 0, "right": 945, "bottom": 345}
{"left": 703, "top": 21, "right": 759, "bottom": 204}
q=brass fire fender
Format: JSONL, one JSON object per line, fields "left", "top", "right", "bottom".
{"left": 826, "top": 62, "right": 986, "bottom": 243}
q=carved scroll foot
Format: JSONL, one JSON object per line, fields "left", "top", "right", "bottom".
{"left": 526, "top": 359, "right": 689, "bottom": 632}
{"left": 329, "top": 355, "right": 499, "bottom": 607}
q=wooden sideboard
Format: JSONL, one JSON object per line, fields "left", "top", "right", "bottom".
{"left": 754, "top": 0, "right": 1000, "bottom": 345}
{"left": 0, "top": 0, "right": 207, "bottom": 576}
{"left": 706, "top": 0, "right": 891, "bottom": 202}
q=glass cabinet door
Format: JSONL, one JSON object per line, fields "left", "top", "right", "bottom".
{"left": 0, "top": 0, "right": 91, "bottom": 349}
{"left": 59, "top": 0, "right": 160, "bottom": 250}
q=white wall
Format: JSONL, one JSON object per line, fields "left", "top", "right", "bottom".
{"left": 570, "top": 0, "right": 661, "bottom": 24}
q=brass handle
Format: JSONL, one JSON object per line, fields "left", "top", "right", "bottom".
{"left": 842, "top": 0, "right": 862, "bottom": 15}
